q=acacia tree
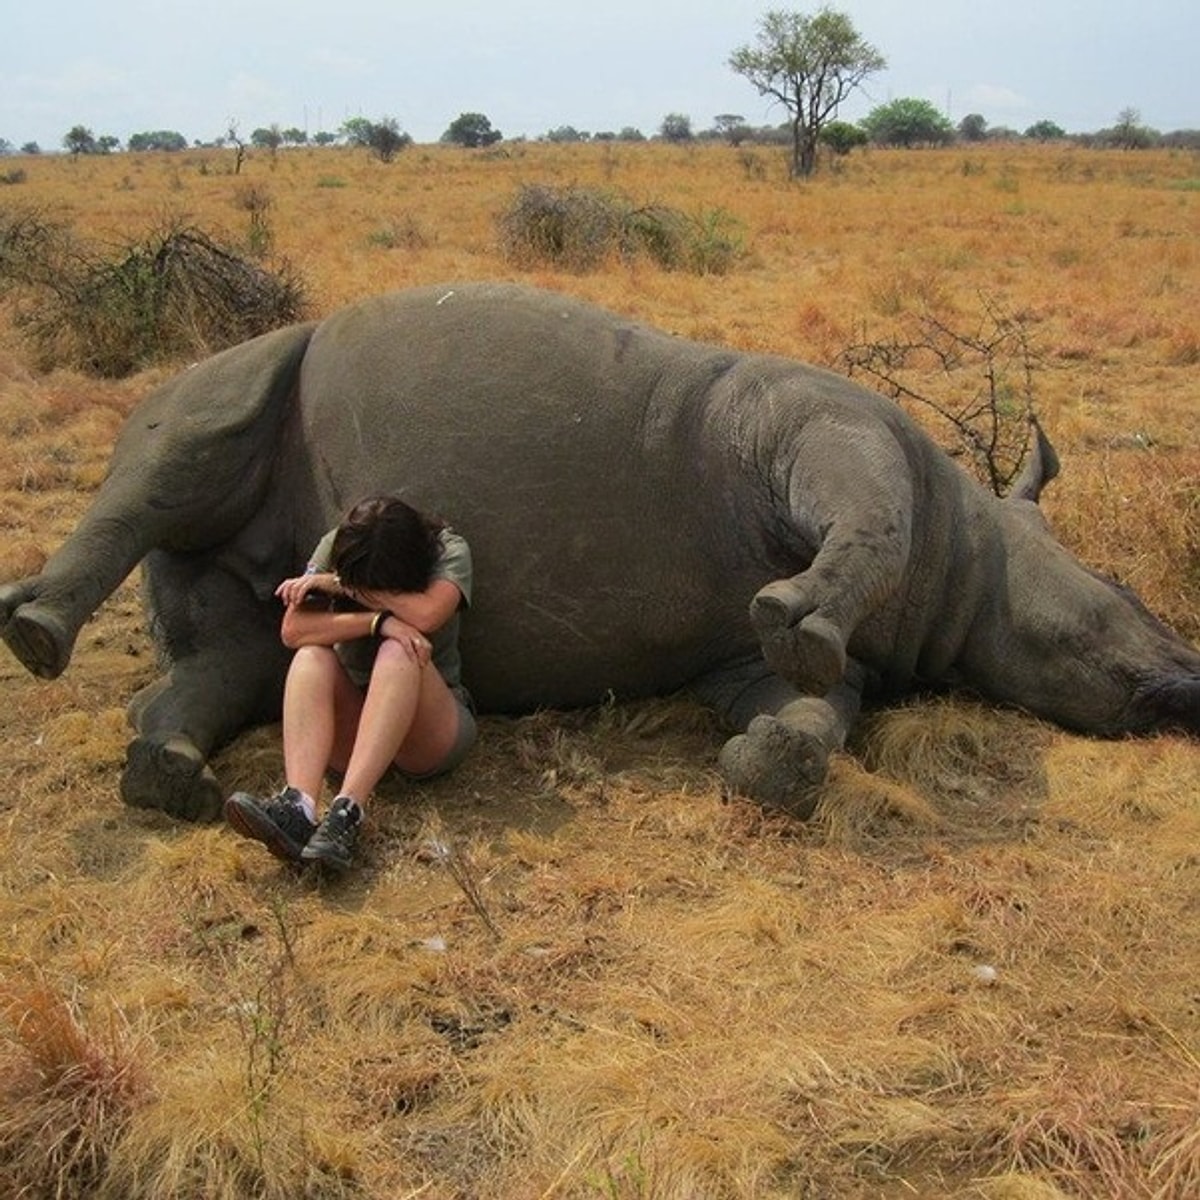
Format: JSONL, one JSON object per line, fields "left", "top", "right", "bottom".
{"left": 729, "top": 7, "right": 885, "bottom": 177}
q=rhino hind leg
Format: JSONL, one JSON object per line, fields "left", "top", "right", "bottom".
{"left": 120, "top": 555, "right": 292, "bottom": 822}
{"left": 122, "top": 732, "right": 223, "bottom": 823}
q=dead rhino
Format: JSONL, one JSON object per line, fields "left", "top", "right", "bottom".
{"left": 2, "top": 282, "right": 1196, "bottom": 821}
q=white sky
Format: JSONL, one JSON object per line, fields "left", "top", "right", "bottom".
{"left": 3, "top": 0, "right": 1197, "bottom": 150}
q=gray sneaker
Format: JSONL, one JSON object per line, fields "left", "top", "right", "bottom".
{"left": 300, "top": 795, "right": 362, "bottom": 871}
{"left": 224, "top": 786, "right": 317, "bottom": 864}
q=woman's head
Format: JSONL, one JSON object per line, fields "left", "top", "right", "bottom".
{"left": 331, "top": 496, "right": 443, "bottom": 594}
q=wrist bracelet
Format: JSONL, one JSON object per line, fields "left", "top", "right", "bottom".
{"left": 370, "top": 611, "right": 386, "bottom": 638}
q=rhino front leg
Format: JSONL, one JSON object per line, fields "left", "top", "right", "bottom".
{"left": 0, "top": 578, "right": 78, "bottom": 679}
{"left": 751, "top": 523, "right": 910, "bottom": 696}
{"left": 692, "top": 659, "right": 866, "bottom": 819}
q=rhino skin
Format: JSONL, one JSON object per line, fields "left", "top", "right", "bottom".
{"left": 2, "top": 282, "right": 1197, "bottom": 822}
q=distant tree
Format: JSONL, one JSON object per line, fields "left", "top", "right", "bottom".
{"left": 21, "top": 142, "right": 41, "bottom": 155}
{"left": 225, "top": 122, "right": 247, "bottom": 174}
{"left": 1161, "top": 128, "right": 1200, "bottom": 150}
{"left": 63, "top": 126, "right": 99, "bottom": 155}
{"left": 0, "top": 138, "right": 13, "bottom": 155}
{"left": 544, "top": 125, "right": 589, "bottom": 142}
{"left": 341, "top": 116, "right": 412, "bottom": 160}
{"left": 659, "top": 113, "right": 694, "bottom": 143}
{"left": 1107, "top": 107, "right": 1157, "bottom": 149}
{"left": 819, "top": 119, "right": 867, "bottom": 155}
{"left": 251, "top": 125, "right": 283, "bottom": 154}
{"left": 861, "top": 98, "right": 954, "bottom": 147}
{"left": 281, "top": 127, "right": 308, "bottom": 145}
{"left": 958, "top": 113, "right": 988, "bottom": 142}
{"left": 128, "top": 130, "right": 188, "bottom": 152}
{"left": 1024, "top": 119, "right": 1066, "bottom": 142}
{"left": 97, "top": 135, "right": 121, "bottom": 154}
{"left": 442, "top": 112, "right": 503, "bottom": 148}
{"left": 312, "top": 130, "right": 337, "bottom": 146}
{"left": 340, "top": 117, "right": 374, "bottom": 147}
{"left": 729, "top": 6, "right": 885, "bottom": 177}
{"left": 369, "top": 117, "right": 412, "bottom": 161}
{"left": 713, "top": 113, "right": 751, "bottom": 145}
{"left": 617, "top": 126, "right": 646, "bottom": 142}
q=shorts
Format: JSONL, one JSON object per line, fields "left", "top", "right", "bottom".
{"left": 396, "top": 691, "right": 478, "bottom": 782}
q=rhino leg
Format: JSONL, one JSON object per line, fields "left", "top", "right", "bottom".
{"left": 749, "top": 420, "right": 914, "bottom": 696}
{"left": 0, "top": 580, "right": 74, "bottom": 679}
{"left": 692, "top": 659, "right": 865, "bottom": 819}
{"left": 750, "top": 583, "right": 847, "bottom": 697}
{"left": 120, "top": 553, "right": 291, "bottom": 822}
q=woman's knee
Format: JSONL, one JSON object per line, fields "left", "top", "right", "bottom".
{"left": 287, "top": 643, "right": 341, "bottom": 686}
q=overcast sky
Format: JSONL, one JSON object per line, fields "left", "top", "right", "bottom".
{"left": 3, "top": 0, "right": 1197, "bottom": 150}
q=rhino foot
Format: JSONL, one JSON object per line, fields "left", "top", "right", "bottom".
{"left": 759, "top": 612, "right": 847, "bottom": 697}
{"left": 1, "top": 599, "right": 73, "bottom": 680}
{"left": 718, "top": 714, "right": 830, "bottom": 820}
{"left": 121, "top": 734, "right": 223, "bottom": 823}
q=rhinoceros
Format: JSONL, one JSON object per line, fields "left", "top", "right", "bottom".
{"left": 2, "top": 282, "right": 1197, "bottom": 821}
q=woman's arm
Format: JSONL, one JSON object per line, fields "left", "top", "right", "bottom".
{"left": 280, "top": 604, "right": 377, "bottom": 650}
{"left": 359, "top": 578, "right": 464, "bottom": 635}
{"left": 277, "top": 576, "right": 462, "bottom": 653}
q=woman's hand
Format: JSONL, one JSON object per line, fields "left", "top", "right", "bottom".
{"left": 276, "top": 571, "right": 336, "bottom": 608}
{"left": 378, "top": 615, "right": 432, "bottom": 665}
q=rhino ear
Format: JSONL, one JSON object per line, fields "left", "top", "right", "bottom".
{"left": 1007, "top": 415, "right": 1060, "bottom": 505}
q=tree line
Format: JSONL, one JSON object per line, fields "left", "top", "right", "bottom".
{"left": 2, "top": 7, "right": 1194, "bottom": 168}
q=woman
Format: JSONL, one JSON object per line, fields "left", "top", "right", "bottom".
{"left": 225, "top": 496, "right": 475, "bottom": 871}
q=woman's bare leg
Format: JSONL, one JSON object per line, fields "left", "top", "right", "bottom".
{"left": 281, "top": 645, "right": 362, "bottom": 802}
{"left": 339, "top": 640, "right": 462, "bottom": 804}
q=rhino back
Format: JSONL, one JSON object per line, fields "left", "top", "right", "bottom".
{"left": 282, "top": 285, "right": 784, "bottom": 707}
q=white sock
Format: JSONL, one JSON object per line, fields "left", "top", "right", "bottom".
{"left": 291, "top": 789, "right": 317, "bottom": 822}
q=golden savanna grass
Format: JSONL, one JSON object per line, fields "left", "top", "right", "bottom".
{"left": 0, "top": 141, "right": 1197, "bottom": 1198}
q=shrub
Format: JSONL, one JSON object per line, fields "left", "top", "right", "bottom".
{"left": 497, "top": 183, "right": 743, "bottom": 275}
{"left": 0, "top": 209, "right": 307, "bottom": 376}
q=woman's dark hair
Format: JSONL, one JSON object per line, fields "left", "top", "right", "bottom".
{"left": 331, "top": 496, "right": 444, "bottom": 594}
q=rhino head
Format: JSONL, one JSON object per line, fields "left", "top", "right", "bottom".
{"left": 962, "top": 430, "right": 1199, "bottom": 737}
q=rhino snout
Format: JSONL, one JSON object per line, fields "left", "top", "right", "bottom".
{"left": 1127, "top": 674, "right": 1200, "bottom": 736}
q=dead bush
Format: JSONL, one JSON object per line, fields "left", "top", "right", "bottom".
{"left": 0, "top": 209, "right": 307, "bottom": 377}
{"left": 838, "top": 295, "right": 1042, "bottom": 495}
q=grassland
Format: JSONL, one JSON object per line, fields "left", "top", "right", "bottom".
{"left": 0, "top": 141, "right": 1197, "bottom": 1199}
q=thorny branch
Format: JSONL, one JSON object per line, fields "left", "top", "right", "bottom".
{"left": 838, "top": 293, "right": 1043, "bottom": 496}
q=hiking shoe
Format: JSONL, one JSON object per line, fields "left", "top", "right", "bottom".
{"left": 224, "top": 786, "right": 317, "bottom": 864}
{"left": 301, "top": 795, "right": 362, "bottom": 871}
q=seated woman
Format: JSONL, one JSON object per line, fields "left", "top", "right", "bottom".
{"left": 225, "top": 495, "right": 475, "bottom": 871}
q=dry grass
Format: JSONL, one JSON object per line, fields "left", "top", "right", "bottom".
{"left": 0, "top": 141, "right": 1197, "bottom": 1198}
